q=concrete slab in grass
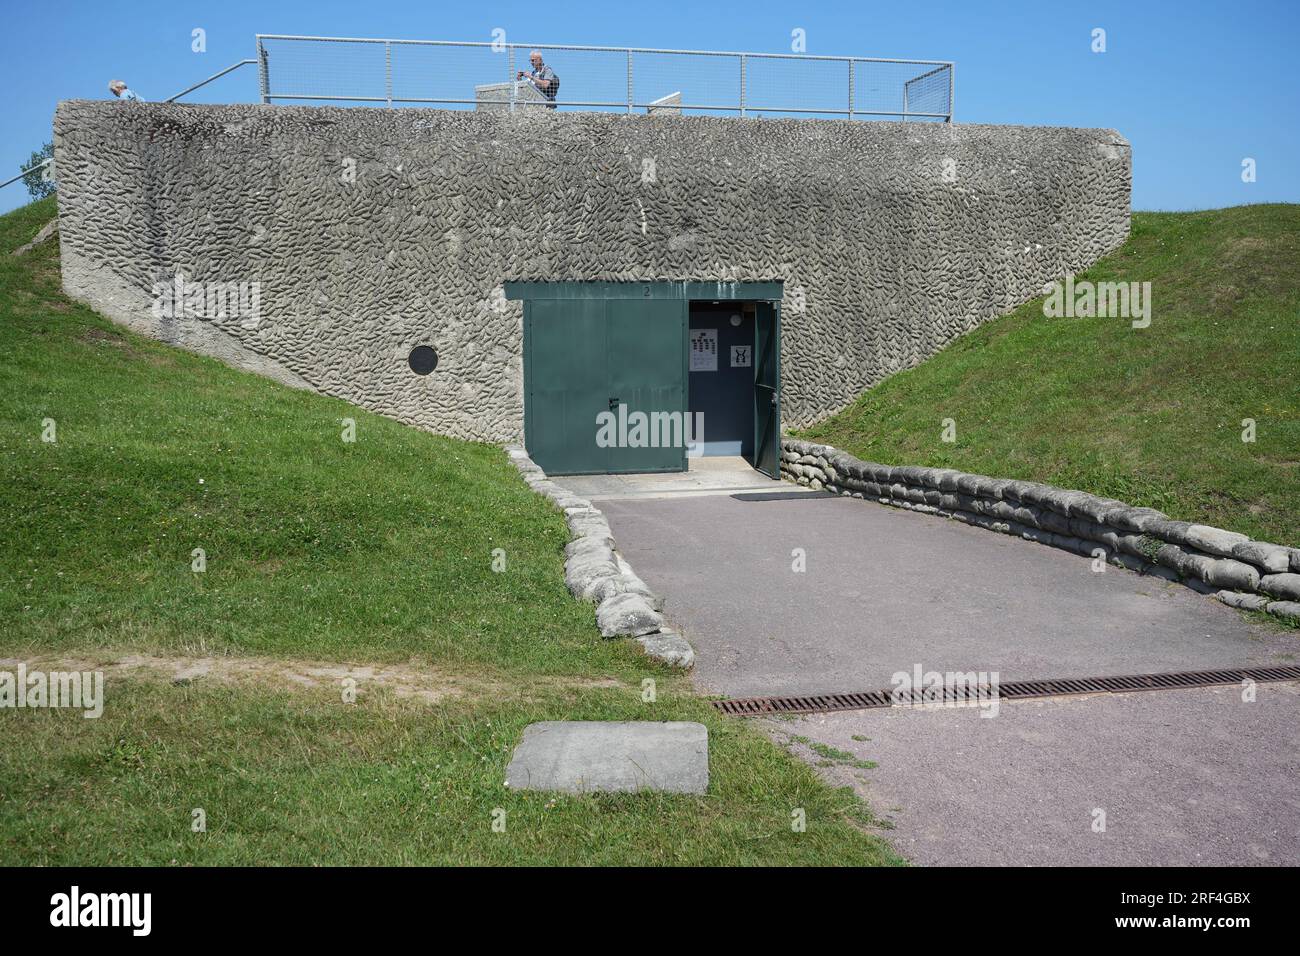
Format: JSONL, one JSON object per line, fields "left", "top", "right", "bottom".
{"left": 505, "top": 721, "right": 709, "bottom": 794}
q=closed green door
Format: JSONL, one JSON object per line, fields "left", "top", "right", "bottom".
{"left": 525, "top": 298, "right": 686, "bottom": 475}
{"left": 525, "top": 299, "right": 608, "bottom": 475}
{"left": 606, "top": 299, "right": 687, "bottom": 474}
{"left": 752, "top": 301, "right": 781, "bottom": 478}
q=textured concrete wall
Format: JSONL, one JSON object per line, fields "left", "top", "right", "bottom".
{"left": 54, "top": 101, "right": 1130, "bottom": 442}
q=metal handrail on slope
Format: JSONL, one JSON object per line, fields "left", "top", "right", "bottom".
{"left": 0, "top": 159, "right": 51, "bottom": 191}
{"left": 163, "top": 58, "right": 257, "bottom": 102}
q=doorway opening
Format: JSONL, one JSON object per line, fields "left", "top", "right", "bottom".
{"left": 688, "top": 301, "right": 755, "bottom": 458}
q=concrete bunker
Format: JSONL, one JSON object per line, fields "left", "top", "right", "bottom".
{"left": 52, "top": 102, "right": 1132, "bottom": 465}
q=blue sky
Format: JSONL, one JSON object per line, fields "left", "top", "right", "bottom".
{"left": 2, "top": 0, "right": 1296, "bottom": 213}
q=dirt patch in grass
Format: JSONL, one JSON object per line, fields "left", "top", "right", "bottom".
{"left": 78, "top": 326, "right": 132, "bottom": 348}
{"left": 0, "top": 652, "right": 627, "bottom": 705}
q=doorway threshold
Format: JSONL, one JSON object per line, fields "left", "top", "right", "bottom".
{"left": 552, "top": 456, "right": 809, "bottom": 501}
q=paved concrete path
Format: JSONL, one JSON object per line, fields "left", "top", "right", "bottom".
{"left": 592, "top": 488, "right": 1300, "bottom": 865}
{"left": 599, "top": 492, "right": 1295, "bottom": 696}
{"left": 771, "top": 683, "right": 1300, "bottom": 866}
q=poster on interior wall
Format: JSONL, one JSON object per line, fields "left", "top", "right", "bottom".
{"left": 730, "top": 345, "right": 752, "bottom": 367}
{"left": 689, "top": 329, "right": 718, "bottom": 371}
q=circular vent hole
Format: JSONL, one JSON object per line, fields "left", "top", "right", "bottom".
{"left": 408, "top": 345, "right": 438, "bottom": 376}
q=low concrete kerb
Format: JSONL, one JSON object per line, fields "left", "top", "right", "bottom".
{"left": 781, "top": 437, "right": 1300, "bottom": 627}
{"left": 505, "top": 445, "right": 696, "bottom": 669}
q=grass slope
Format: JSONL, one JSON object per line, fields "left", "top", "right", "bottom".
{"left": 803, "top": 204, "right": 1300, "bottom": 545}
{"left": 0, "top": 196, "right": 598, "bottom": 672}
{"left": 0, "top": 197, "right": 900, "bottom": 866}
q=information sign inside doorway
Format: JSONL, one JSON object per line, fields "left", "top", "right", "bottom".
{"left": 730, "top": 345, "right": 752, "bottom": 367}
{"left": 689, "top": 329, "right": 718, "bottom": 371}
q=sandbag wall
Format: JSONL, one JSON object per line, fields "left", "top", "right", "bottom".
{"left": 782, "top": 438, "right": 1300, "bottom": 623}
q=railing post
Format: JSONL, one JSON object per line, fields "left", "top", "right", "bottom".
{"left": 256, "top": 37, "right": 269, "bottom": 104}
{"left": 508, "top": 46, "right": 516, "bottom": 112}
{"left": 626, "top": 50, "right": 633, "bottom": 113}
{"left": 385, "top": 41, "right": 393, "bottom": 108}
{"left": 739, "top": 53, "right": 746, "bottom": 117}
{"left": 903, "top": 83, "right": 908, "bottom": 122}
{"left": 847, "top": 60, "right": 855, "bottom": 120}
{"left": 947, "top": 62, "right": 955, "bottom": 123}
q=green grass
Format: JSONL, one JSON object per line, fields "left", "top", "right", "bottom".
{"left": 2, "top": 677, "right": 898, "bottom": 866}
{"left": 0, "top": 197, "right": 626, "bottom": 674}
{"left": 792, "top": 735, "right": 878, "bottom": 771}
{"left": 802, "top": 204, "right": 1300, "bottom": 546}
{"left": 0, "top": 196, "right": 901, "bottom": 866}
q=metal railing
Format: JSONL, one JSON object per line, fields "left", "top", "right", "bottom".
{"left": 5, "top": 37, "right": 954, "bottom": 194}
{"left": 164, "top": 58, "right": 257, "bottom": 103}
{"left": 1, "top": 158, "right": 52, "bottom": 192}
{"left": 255, "top": 35, "right": 954, "bottom": 121}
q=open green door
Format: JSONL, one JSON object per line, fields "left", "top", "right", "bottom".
{"left": 753, "top": 301, "right": 781, "bottom": 479}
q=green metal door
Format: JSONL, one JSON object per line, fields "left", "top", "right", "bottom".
{"left": 606, "top": 299, "right": 687, "bottom": 473}
{"left": 752, "top": 301, "right": 782, "bottom": 479}
{"left": 524, "top": 299, "right": 609, "bottom": 475}
{"left": 524, "top": 297, "right": 686, "bottom": 475}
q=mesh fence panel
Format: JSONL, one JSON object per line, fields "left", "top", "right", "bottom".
{"left": 262, "top": 38, "right": 390, "bottom": 102}
{"left": 257, "top": 37, "right": 952, "bottom": 120}
{"left": 389, "top": 43, "right": 509, "bottom": 104}
{"left": 901, "top": 63, "right": 952, "bottom": 118}
{"left": 745, "top": 55, "right": 850, "bottom": 115}
{"left": 630, "top": 51, "right": 741, "bottom": 112}
{"left": 858, "top": 59, "right": 951, "bottom": 117}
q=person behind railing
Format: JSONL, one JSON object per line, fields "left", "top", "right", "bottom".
{"left": 516, "top": 50, "right": 559, "bottom": 108}
{"left": 108, "top": 79, "right": 142, "bottom": 102}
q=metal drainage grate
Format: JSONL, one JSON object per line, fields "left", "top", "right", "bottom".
{"left": 711, "top": 665, "right": 1300, "bottom": 717}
